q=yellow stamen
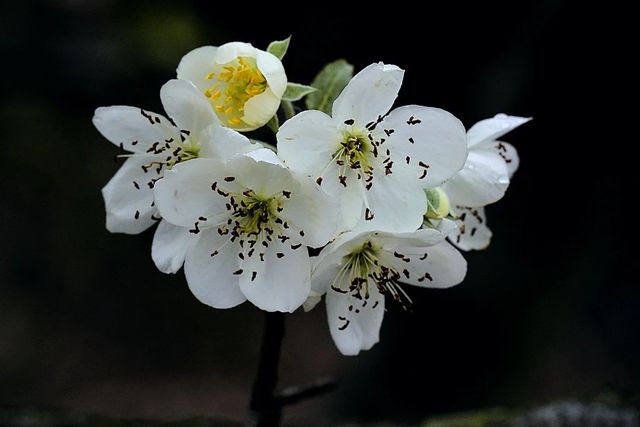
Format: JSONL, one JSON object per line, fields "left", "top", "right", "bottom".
{"left": 202, "top": 55, "right": 268, "bottom": 128}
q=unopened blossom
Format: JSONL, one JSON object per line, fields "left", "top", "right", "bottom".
{"left": 177, "top": 42, "right": 287, "bottom": 131}
{"left": 93, "top": 79, "right": 258, "bottom": 272}
{"left": 443, "top": 114, "right": 530, "bottom": 250}
{"left": 277, "top": 63, "right": 468, "bottom": 232}
{"left": 310, "top": 225, "right": 466, "bottom": 355}
{"left": 154, "top": 149, "right": 337, "bottom": 312}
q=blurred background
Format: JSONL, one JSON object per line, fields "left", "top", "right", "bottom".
{"left": 0, "top": 0, "right": 634, "bottom": 425}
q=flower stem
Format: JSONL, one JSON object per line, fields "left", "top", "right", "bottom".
{"left": 281, "top": 101, "right": 295, "bottom": 120}
{"left": 247, "top": 312, "right": 286, "bottom": 427}
{"left": 246, "top": 312, "right": 339, "bottom": 426}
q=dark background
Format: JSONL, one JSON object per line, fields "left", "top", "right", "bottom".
{"left": 0, "top": 0, "right": 633, "bottom": 425}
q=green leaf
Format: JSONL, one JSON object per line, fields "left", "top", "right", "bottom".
{"left": 266, "top": 114, "right": 279, "bottom": 133}
{"left": 305, "top": 59, "right": 354, "bottom": 115}
{"left": 281, "top": 83, "right": 317, "bottom": 101}
{"left": 267, "top": 36, "right": 291, "bottom": 60}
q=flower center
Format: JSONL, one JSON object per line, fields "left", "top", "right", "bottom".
{"left": 205, "top": 183, "right": 296, "bottom": 252}
{"left": 203, "top": 57, "right": 268, "bottom": 127}
{"left": 334, "top": 132, "right": 372, "bottom": 170}
{"left": 334, "top": 241, "right": 412, "bottom": 309}
{"left": 328, "top": 131, "right": 378, "bottom": 189}
{"left": 233, "top": 191, "right": 281, "bottom": 237}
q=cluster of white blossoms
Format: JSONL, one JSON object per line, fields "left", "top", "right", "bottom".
{"left": 94, "top": 39, "right": 529, "bottom": 355}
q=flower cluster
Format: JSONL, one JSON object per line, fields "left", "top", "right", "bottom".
{"left": 94, "top": 39, "right": 529, "bottom": 355}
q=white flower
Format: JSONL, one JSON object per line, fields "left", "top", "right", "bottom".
{"left": 443, "top": 114, "right": 530, "bottom": 250}
{"left": 153, "top": 148, "right": 338, "bottom": 312}
{"left": 310, "top": 225, "right": 466, "bottom": 355}
{"left": 93, "top": 79, "right": 258, "bottom": 273}
{"left": 277, "top": 63, "right": 468, "bottom": 232}
{"left": 177, "top": 42, "right": 287, "bottom": 131}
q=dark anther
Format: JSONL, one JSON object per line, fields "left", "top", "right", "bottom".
{"left": 140, "top": 109, "right": 155, "bottom": 125}
{"left": 365, "top": 208, "right": 374, "bottom": 221}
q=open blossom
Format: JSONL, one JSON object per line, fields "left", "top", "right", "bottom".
{"left": 277, "top": 62, "right": 468, "bottom": 232}
{"left": 310, "top": 225, "right": 467, "bottom": 355}
{"left": 443, "top": 114, "right": 530, "bottom": 250}
{"left": 93, "top": 79, "right": 258, "bottom": 272}
{"left": 177, "top": 42, "right": 287, "bottom": 131}
{"left": 154, "top": 149, "right": 337, "bottom": 312}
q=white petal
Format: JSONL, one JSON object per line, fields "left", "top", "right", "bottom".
{"left": 467, "top": 114, "right": 531, "bottom": 147}
{"left": 277, "top": 110, "right": 342, "bottom": 176}
{"left": 256, "top": 50, "right": 287, "bottom": 97}
{"left": 338, "top": 173, "right": 365, "bottom": 231}
{"left": 243, "top": 147, "right": 283, "bottom": 165}
{"left": 215, "top": 42, "right": 257, "bottom": 64}
{"left": 381, "top": 105, "right": 468, "bottom": 187}
{"left": 184, "top": 229, "right": 246, "bottom": 309}
{"left": 160, "top": 79, "right": 218, "bottom": 135}
{"left": 476, "top": 140, "right": 520, "bottom": 178}
{"left": 354, "top": 167, "right": 426, "bottom": 233}
{"left": 280, "top": 176, "right": 339, "bottom": 248}
{"left": 153, "top": 158, "right": 236, "bottom": 228}
{"left": 177, "top": 45, "right": 218, "bottom": 91}
{"left": 442, "top": 149, "right": 510, "bottom": 207}
{"left": 102, "top": 155, "right": 161, "bottom": 234}
{"left": 378, "top": 240, "right": 467, "bottom": 289}
{"left": 198, "top": 124, "right": 258, "bottom": 160}
{"left": 303, "top": 291, "right": 322, "bottom": 312}
{"left": 332, "top": 63, "right": 404, "bottom": 125}
{"left": 93, "top": 106, "right": 177, "bottom": 153}
{"left": 241, "top": 88, "right": 281, "bottom": 130}
{"left": 311, "top": 259, "right": 343, "bottom": 296}
{"left": 326, "top": 285, "right": 385, "bottom": 356}
{"left": 371, "top": 228, "right": 446, "bottom": 250}
{"left": 151, "top": 220, "right": 197, "bottom": 274}
{"left": 227, "top": 152, "right": 299, "bottom": 199}
{"left": 435, "top": 217, "right": 459, "bottom": 236}
{"left": 449, "top": 206, "right": 492, "bottom": 251}
{"left": 238, "top": 237, "right": 310, "bottom": 313}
